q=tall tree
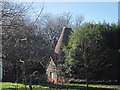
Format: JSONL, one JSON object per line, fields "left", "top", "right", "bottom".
{"left": 1, "top": 2, "right": 49, "bottom": 82}
{"left": 63, "top": 22, "right": 120, "bottom": 89}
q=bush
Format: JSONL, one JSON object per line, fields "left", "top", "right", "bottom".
{"left": 26, "top": 71, "right": 47, "bottom": 85}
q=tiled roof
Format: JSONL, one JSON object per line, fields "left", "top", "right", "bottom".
{"left": 54, "top": 27, "right": 72, "bottom": 54}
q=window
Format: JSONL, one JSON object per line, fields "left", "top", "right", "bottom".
{"left": 50, "top": 72, "right": 53, "bottom": 80}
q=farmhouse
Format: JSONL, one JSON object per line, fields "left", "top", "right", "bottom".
{"left": 46, "top": 27, "right": 72, "bottom": 84}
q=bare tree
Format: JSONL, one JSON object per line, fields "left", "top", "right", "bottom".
{"left": 75, "top": 14, "right": 84, "bottom": 27}
{"left": 1, "top": 2, "right": 49, "bottom": 83}
{"left": 36, "top": 12, "right": 74, "bottom": 48}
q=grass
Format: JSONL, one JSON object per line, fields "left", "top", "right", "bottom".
{"left": 0, "top": 82, "right": 48, "bottom": 89}
{"left": 0, "top": 82, "right": 120, "bottom": 90}
{"left": 68, "top": 84, "right": 120, "bottom": 90}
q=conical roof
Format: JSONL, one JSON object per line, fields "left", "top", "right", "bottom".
{"left": 54, "top": 27, "right": 72, "bottom": 54}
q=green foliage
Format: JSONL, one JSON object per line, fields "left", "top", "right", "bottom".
{"left": 63, "top": 22, "right": 119, "bottom": 80}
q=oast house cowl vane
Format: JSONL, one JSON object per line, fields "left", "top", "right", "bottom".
{"left": 54, "top": 26, "right": 72, "bottom": 55}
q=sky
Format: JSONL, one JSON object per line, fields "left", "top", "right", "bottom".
{"left": 118, "top": 2, "right": 120, "bottom": 21}
{"left": 31, "top": 2, "right": 118, "bottom": 24}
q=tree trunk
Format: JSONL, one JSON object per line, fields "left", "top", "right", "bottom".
{"left": 86, "top": 79, "right": 88, "bottom": 90}
{"left": 24, "top": 77, "right": 27, "bottom": 90}
{"left": 67, "top": 81, "right": 69, "bottom": 90}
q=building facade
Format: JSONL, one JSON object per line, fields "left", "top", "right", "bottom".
{"left": 46, "top": 57, "right": 57, "bottom": 83}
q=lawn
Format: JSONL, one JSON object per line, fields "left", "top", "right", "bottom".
{"left": 0, "top": 82, "right": 120, "bottom": 90}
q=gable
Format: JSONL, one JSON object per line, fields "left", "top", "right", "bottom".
{"left": 46, "top": 57, "right": 56, "bottom": 76}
